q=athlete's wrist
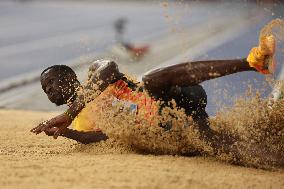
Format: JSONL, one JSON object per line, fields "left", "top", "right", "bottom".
{"left": 64, "top": 110, "right": 75, "bottom": 120}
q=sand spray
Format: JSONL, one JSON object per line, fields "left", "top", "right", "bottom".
{"left": 73, "top": 19, "right": 284, "bottom": 169}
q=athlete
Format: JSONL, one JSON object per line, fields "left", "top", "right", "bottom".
{"left": 30, "top": 35, "right": 283, "bottom": 166}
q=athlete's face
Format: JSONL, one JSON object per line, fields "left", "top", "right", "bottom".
{"left": 41, "top": 70, "right": 76, "bottom": 106}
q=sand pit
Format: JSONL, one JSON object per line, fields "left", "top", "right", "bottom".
{"left": 0, "top": 109, "right": 283, "bottom": 189}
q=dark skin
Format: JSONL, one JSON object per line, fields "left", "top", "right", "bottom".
{"left": 143, "top": 59, "right": 254, "bottom": 96}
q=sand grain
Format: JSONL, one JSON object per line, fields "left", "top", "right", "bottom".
{"left": 0, "top": 109, "right": 283, "bottom": 189}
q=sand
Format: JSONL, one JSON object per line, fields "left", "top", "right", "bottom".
{"left": 0, "top": 109, "right": 283, "bottom": 189}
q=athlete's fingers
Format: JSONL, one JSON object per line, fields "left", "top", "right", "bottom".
{"left": 53, "top": 126, "right": 65, "bottom": 139}
{"left": 31, "top": 120, "right": 54, "bottom": 134}
{"left": 31, "top": 123, "right": 43, "bottom": 132}
{"left": 30, "top": 127, "right": 38, "bottom": 133}
{"left": 44, "top": 127, "right": 59, "bottom": 136}
{"left": 40, "top": 124, "right": 51, "bottom": 133}
{"left": 30, "top": 123, "right": 46, "bottom": 134}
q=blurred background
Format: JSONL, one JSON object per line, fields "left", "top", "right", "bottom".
{"left": 0, "top": 0, "right": 283, "bottom": 115}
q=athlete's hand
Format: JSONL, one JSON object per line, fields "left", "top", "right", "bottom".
{"left": 43, "top": 126, "right": 69, "bottom": 139}
{"left": 30, "top": 113, "right": 72, "bottom": 139}
{"left": 44, "top": 127, "right": 59, "bottom": 136}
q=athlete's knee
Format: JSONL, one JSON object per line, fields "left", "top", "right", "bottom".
{"left": 89, "top": 60, "right": 118, "bottom": 74}
{"left": 88, "top": 60, "right": 120, "bottom": 82}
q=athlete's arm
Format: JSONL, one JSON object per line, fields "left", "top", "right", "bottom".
{"left": 63, "top": 129, "right": 108, "bottom": 144}
{"left": 44, "top": 127, "right": 108, "bottom": 144}
{"left": 32, "top": 61, "right": 124, "bottom": 136}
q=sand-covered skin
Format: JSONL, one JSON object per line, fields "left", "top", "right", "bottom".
{"left": 0, "top": 109, "right": 283, "bottom": 189}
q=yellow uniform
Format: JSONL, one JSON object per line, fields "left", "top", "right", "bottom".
{"left": 73, "top": 80, "right": 158, "bottom": 132}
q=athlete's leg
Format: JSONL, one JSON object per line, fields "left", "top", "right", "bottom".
{"left": 160, "top": 85, "right": 208, "bottom": 119}
{"left": 161, "top": 76, "right": 282, "bottom": 167}
{"left": 153, "top": 72, "right": 282, "bottom": 167}
{"left": 154, "top": 82, "right": 210, "bottom": 132}
{"left": 143, "top": 35, "right": 276, "bottom": 96}
{"left": 171, "top": 88, "right": 283, "bottom": 167}
{"left": 143, "top": 58, "right": 255, "bottom": 97}
{"left": 204, "top": 128, "right": 284, "bottom": 167}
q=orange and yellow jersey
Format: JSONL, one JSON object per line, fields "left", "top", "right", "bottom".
{"left": 73, "top": 80, "right": 159, "bottom": 132}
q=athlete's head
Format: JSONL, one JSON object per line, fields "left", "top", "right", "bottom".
{"left": 40, "top": 65, "right": 80, "bottom": 106}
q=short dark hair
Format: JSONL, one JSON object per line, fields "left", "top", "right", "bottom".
{"left": 41, "top": 65, "right": 76, "bottom": 77}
